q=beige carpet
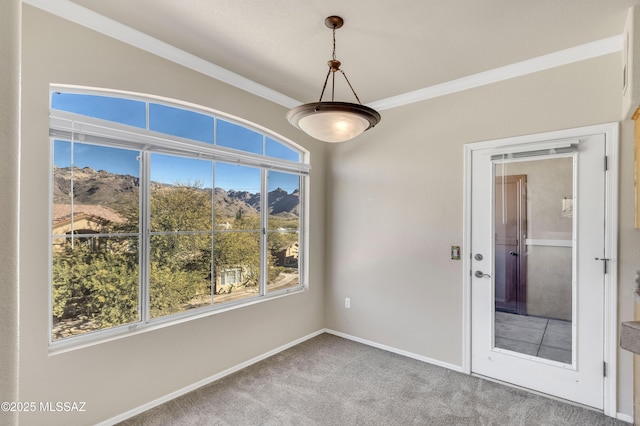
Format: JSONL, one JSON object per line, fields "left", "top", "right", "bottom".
{"left": 119, "top": 333, "right": 628, "bottom": 425}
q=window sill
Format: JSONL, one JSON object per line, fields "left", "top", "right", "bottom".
{"left": 48, "top": 285, "right": 306, "bottom": 356}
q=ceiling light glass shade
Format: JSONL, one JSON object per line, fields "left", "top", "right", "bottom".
{"left": 287, "top": 101, "right": 381, "bottom": 143}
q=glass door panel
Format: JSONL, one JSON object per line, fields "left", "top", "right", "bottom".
{"left": 493, "top": 156, "right": 574, "bottom": 364}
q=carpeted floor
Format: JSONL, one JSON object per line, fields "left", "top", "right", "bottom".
{"left": 119, "top": 333, "right": 628, "bottom": 425}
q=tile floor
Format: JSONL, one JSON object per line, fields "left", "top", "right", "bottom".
{"left": 494, "top": 311, "right": 572, "bottom": 364}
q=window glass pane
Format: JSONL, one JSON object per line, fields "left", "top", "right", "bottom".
{"left": 216, "top": 119, "right": 263, "bottom": 154}
{"left": 149, "top": 103, "right": 214, "bottom": 144}
{"left": 213, "top": 232, "right": 261, "bottom": 304}
{"left": 51, "top": 92, "right": 146, "bottom": 128}
{"left": 150, "top": 154, "right": 213, "bottom": 232}
{"left": 52, "top": 142, "right": 140, "bottom": 234}
{"left": 266, "top": 137, "right": 300, "bottom": 162}
{"left": 213, "top": 162, "right": 261, "bottom": 304}
{"left": 149, "top": 234, "right": 212, "bottom": 318}
{"left": 51, "top": 236, "right": 139, "bottom": 340}
{"left": 267, "top": 171, "right": 300, "bottom": 229}
{"left": 267, "top": 171, "right": 300, "bottom": 292}
{"left": 267, "top": 233, "right": 299, "bottom": 292}
{"left": 53, "top": 140, "right": 72, "bottom": 230}
{"left": 214, "top": 163, "right": 261, "bottom": 231}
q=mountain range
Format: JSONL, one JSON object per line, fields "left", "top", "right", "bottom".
{"left": 53, "top": 166, "right": 299, "bottom": 218}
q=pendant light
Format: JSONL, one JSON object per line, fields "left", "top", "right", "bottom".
{"left": 287, "top": 16, "right": 381, "bottom": 143}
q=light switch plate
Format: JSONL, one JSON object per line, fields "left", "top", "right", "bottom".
{"left": 451, "top": 246, "right": 460, "bottom": 260}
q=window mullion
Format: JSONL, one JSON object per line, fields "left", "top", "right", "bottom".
{"left": 70, "top": 126, "right": 75, "bottom": 248}
{"left": 299, "top": 175, "right": 307, "bottom": 288}
{"left": 140, "top": 150, "right": 151, "bottom": 325}
{"left": 260, "top": 168, "right": 268, "bottom": 296}
{"left": 211, "top": 160, "right": 216, "bottom": 305}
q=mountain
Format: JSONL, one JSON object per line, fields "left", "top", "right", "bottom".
{"left": 213, "top": 188, "right": 259, "bottom": 217}
{"left": 268, "top": 188, "right": 300, "bottom": 217}
{"left": 53, "top": 166, "right": 139, "bottom": 207}
{"left": 53, "top": 167, "right": 299, "bottom": 217}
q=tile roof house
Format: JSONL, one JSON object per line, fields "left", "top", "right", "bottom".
{"left": 52, "top": 204, "right": 125, "bottom": 235}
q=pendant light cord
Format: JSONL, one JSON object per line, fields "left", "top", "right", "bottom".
{"left": 317, "top": 23, "right": 363, "bottom": 105}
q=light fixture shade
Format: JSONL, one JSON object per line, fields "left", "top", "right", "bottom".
{"left": 287, "top": 102, "right": 381, "bottom": 143}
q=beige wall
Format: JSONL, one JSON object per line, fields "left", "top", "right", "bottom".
{"left": 325, "top": 53, "right": 634, "bottom": 415}
{"left": 1, "top": 1, "right": 20, "bottom": 425}
{"left": 19, "top": 6, "right": 325, "bottom": 425}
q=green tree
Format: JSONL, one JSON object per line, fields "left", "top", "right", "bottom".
{"left": 214, "top": 211, "right": 261, "bottom": 289}
{"left": 149, "top": 184, "right": 213, "bottom": 317}
{"left": 52, "top": 182, "right": 293, "bottom": 336}
{"left": 52, "top": 238, "right": 139, "bottom": 332}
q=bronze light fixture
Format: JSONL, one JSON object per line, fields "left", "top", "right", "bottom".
{"left": 287, "top": 16, "right": 381, "bottom": 143}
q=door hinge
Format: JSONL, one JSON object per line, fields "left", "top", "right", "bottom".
{"left": 603, "top": 361, "right": 607, "bottom": 377}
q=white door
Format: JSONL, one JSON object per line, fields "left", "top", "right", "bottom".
{"left": 470, "top": 133, "right": 608, "bottom": 409}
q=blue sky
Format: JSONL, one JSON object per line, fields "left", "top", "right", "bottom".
{"left": 52, "top": 92, "right": 301, "bottom": 193}
{"left": 54, "top": 141, "right": 299, "bottom": 193}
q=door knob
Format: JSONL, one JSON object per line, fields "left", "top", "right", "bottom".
{"left": 474, "top": 270, "right": 491, "bottom": 278}
{"left": 509, "top": 251, "right": 518, "bottom": 256}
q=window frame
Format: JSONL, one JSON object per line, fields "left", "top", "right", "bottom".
{"left": 48, "top": 85, "right": 310, "bottom": 351}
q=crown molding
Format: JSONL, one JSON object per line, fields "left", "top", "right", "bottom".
{"left": 369, "top": 35, "right": 623, "bottom": 111}
{"left": 24, "top": 0, "right": 622, "bottom": 112}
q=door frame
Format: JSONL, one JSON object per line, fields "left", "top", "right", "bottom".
{"left": 461, "top": 123, "right": 618, "bottom": 416}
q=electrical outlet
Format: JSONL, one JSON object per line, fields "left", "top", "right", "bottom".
{"left": 345, "top": 297, "right": 351, "bottom": 308}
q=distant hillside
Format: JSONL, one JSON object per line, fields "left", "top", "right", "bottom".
{"left": 214, "top": 188, "right": 259, "bottom": 218}
{"left": 267, "top": 188, "right": 300, "bottom": 218}
{"left": 53, "top": 167, "right": 139, "bottom": 208}
{"left": 53, "top": 167, "right": 299, "bottom": 217}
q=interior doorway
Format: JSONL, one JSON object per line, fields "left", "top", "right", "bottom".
{"left": 494, "top": 174, "right": 527, "bottom": 315}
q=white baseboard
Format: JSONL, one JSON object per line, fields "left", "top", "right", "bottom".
{"left": 324, "top": 328, "right": 464, "bottom": 373}
{"left": 97, "top": 329, "right": 325, "bottom": 425}
{"left": 616, "top": 412, "right": 633, "bottom": 423}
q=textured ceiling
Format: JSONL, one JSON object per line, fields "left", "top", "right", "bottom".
{"left": 68, "top": 0, "right": 638, "bottom": 105}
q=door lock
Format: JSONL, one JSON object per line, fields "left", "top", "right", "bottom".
{"left": 474, "top": 270, "right": 491, "bottom": 278}
{"left": 595, "top": 257, "right": 610, "bottom": 274}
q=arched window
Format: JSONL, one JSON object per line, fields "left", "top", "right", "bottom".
{"left": 49, "top": 86, "right": 309, "bottom": 346}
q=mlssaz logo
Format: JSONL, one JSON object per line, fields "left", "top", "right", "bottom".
{"left": 40, "top": 401, "right": 87, "bottom": 412}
